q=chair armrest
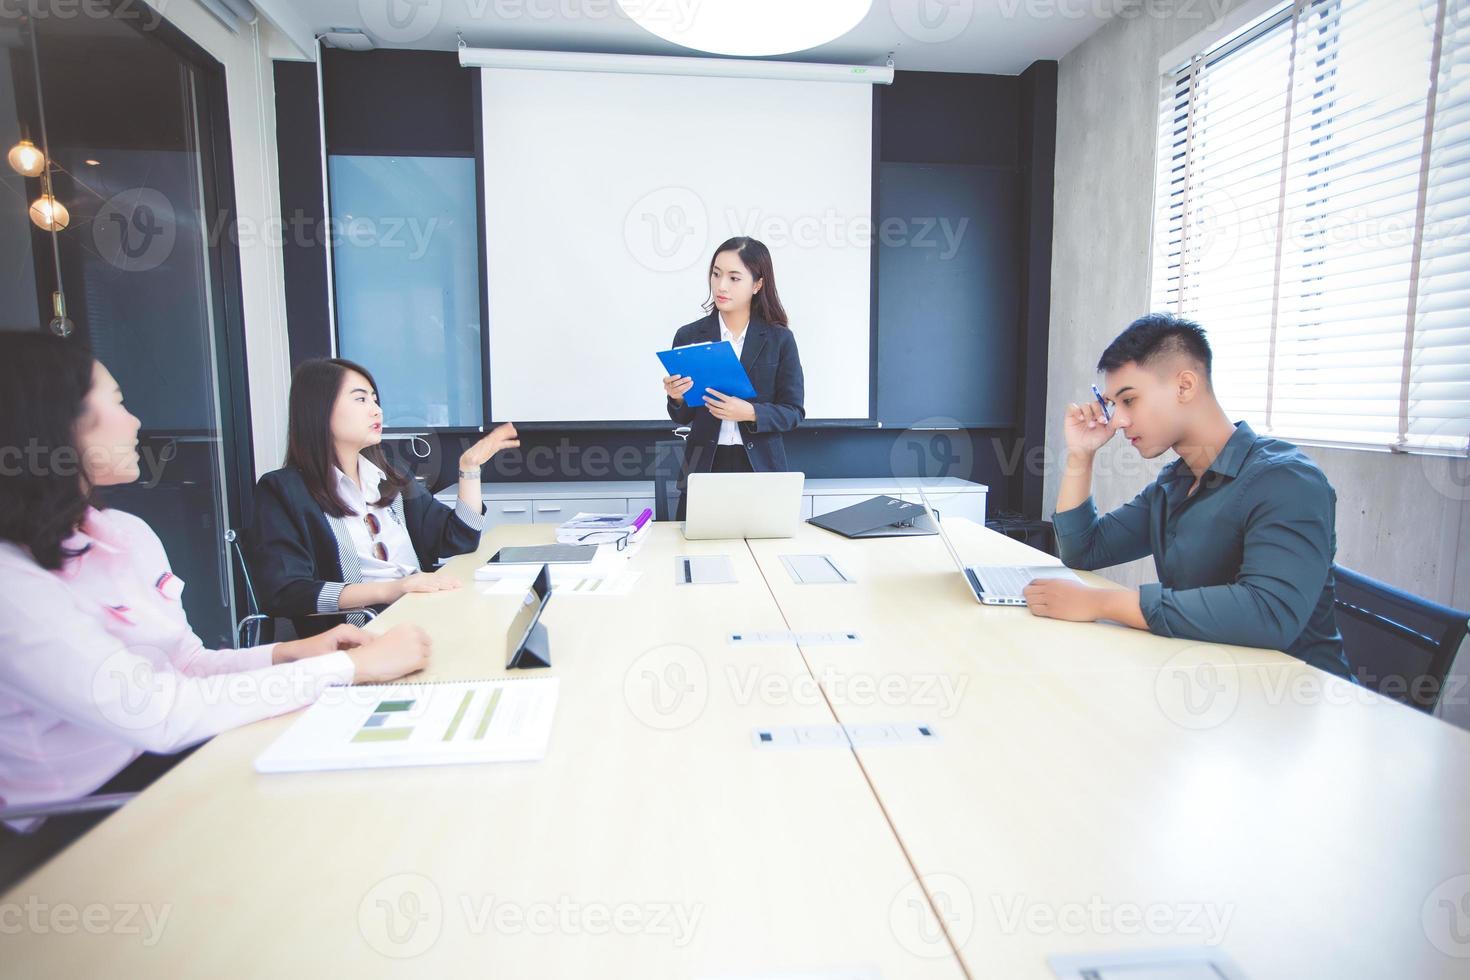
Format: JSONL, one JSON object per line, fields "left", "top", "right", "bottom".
{"left": 306, "top": 607, "right": 378, "bottom": 621}
{"left": 0, "top": 792, "right": 137, "bottom": 823}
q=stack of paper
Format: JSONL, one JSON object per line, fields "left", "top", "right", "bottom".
{"left": 255, "top": 678, "right": 559, "bottom": 773}
{"left": 478, "top": 569, "right": 642, "bottom": 597}
{"left": 555, "top": 510, "right": 653, "bottom": 548}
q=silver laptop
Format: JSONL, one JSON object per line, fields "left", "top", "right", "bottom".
{"left": 916, "top": 488, "right": 1081, "bottom": 605}
{"left": 683, "top": 471, "right": 805, "bottom": 540}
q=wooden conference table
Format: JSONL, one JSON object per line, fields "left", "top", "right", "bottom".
{"left": 4, "top": 518, "right": 1469, "bottom": 979}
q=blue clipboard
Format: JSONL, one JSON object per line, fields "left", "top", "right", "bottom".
{"left": 656, "top": 341, "right": 758, "bottom": 408}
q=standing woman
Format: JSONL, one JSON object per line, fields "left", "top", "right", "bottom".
{"left": 661, "top": 237, "right": 805, "bottom": 519}
{"left": 248, "top": 358, "right": 519, "bottom": 637}
{"left": 0, "top": 333, "right": 430, "bottom": 887}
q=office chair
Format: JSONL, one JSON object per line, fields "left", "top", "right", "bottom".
{"left": 652, "top": 428, "right": 690, "bottom": 522}
{"left": 1332, "top": 564, "right": 1469, "bottom": 714}
{"left": 985, "top": 512, "right": 1058, "bottom": 557}
{"left": 224, "top": 530, "right": 376, "bottom": 648}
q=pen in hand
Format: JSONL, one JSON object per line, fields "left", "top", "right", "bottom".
{"left": 1090, "top": 384, "right": 1113, "bottom": 423}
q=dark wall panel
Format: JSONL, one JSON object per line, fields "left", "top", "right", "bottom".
{"left": 1017, "top": 61, "right": 1059, "bottom": 517}
{"left": 272, "top": 59, "right": 331, "bottom": 365}
{"left": 880, "top": 71, "right": 1020, "bottom": 167}
{"left": 877, "top": 161, "right": 1020, "bottom": 427}
{"left": 322, "top": 49, "right": 475, "bottom": 156}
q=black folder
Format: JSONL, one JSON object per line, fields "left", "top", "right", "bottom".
{"left": 807, "top": 495, "right": 938, "bottom": 539}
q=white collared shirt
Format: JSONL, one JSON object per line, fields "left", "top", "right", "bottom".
{"left": 718, "top": 313, "right": 749, "bottom": 447}
{"left": 336, "top": 456, "right": 421, "bottom": 581}
{"left": 0, "top": 508, "right": 354, "bottom": 828}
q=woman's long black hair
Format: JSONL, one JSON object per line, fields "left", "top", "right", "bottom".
{"left": 0, "top": 331, "right": 100, "bottom": 570}
{"left": 284, "top": 358, "right": 410, "bottom": 519}
{"left": 701, "top": 237, "right": 790, "bottom": 327}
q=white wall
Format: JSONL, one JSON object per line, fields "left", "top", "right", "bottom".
{"left": 144, "top": 0, "right": 296, "bottom": 482}
{"left": 1045, "top": 0, "right": 1470, "bottom": 727}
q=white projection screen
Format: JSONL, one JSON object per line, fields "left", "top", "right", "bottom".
{"left": 479, "top": 67, "right": 873, "bottom": 423}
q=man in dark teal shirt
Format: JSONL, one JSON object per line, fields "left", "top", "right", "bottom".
{"left": 1023, "top": 313, "right": 1349, "bottom": 678}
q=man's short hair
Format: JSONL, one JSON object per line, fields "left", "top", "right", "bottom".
{"left": 1097, "top": 312, "right": 1212, "bottom": 381}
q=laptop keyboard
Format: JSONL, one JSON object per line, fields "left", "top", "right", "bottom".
{"left": 971, "top": 566, "right": 1032, "bottom": 597}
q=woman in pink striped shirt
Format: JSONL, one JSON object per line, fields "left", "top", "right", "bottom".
{"left": 0, "top": 332, "right": 432, "bottom": 888}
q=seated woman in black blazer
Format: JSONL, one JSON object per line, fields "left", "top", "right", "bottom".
{"left": 661, "top": 236, "right": 805, "bottom": 520}
{"left": 248, "top": 358, "right": 519, "bottom": 637}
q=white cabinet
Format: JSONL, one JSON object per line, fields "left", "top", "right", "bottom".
{"left": 443, "top": 478, "right": 986, "bottom": 532}
{"left": 532, "top": 497, "right": 630, "bottom": 524}
{"left": 485, "top": 500, "right": 533, "bottom": 525}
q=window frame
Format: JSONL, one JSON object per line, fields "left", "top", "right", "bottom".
{"left": 1145, "top": 0, "right": 1467, "bottom": 457}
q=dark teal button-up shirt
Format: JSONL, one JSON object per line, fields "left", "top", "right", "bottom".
{"left": 1052, "top": 422, "right": 1348, "bottom": 676}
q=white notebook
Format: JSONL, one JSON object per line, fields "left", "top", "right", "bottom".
{"left": 255, "top": 677, "right": 559, "bottom": 773}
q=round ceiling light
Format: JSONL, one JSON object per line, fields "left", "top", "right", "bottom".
{"left": 617, "top": 0, "right": 872, "bottom": 57}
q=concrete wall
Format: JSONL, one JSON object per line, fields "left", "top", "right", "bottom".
{"left": 1045, "top": 0, "right": 1470, "bottom": 727}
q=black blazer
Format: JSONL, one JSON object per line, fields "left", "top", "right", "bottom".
{"left": 665, "top": 313, "right": 805, "bottom": 478}
{"left": 246, "top": 467, "right": 481, "bottom": 638}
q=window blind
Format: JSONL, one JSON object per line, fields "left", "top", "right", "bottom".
{"left": 1149, "top": 0, "right": 1469, "bottom": 454}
